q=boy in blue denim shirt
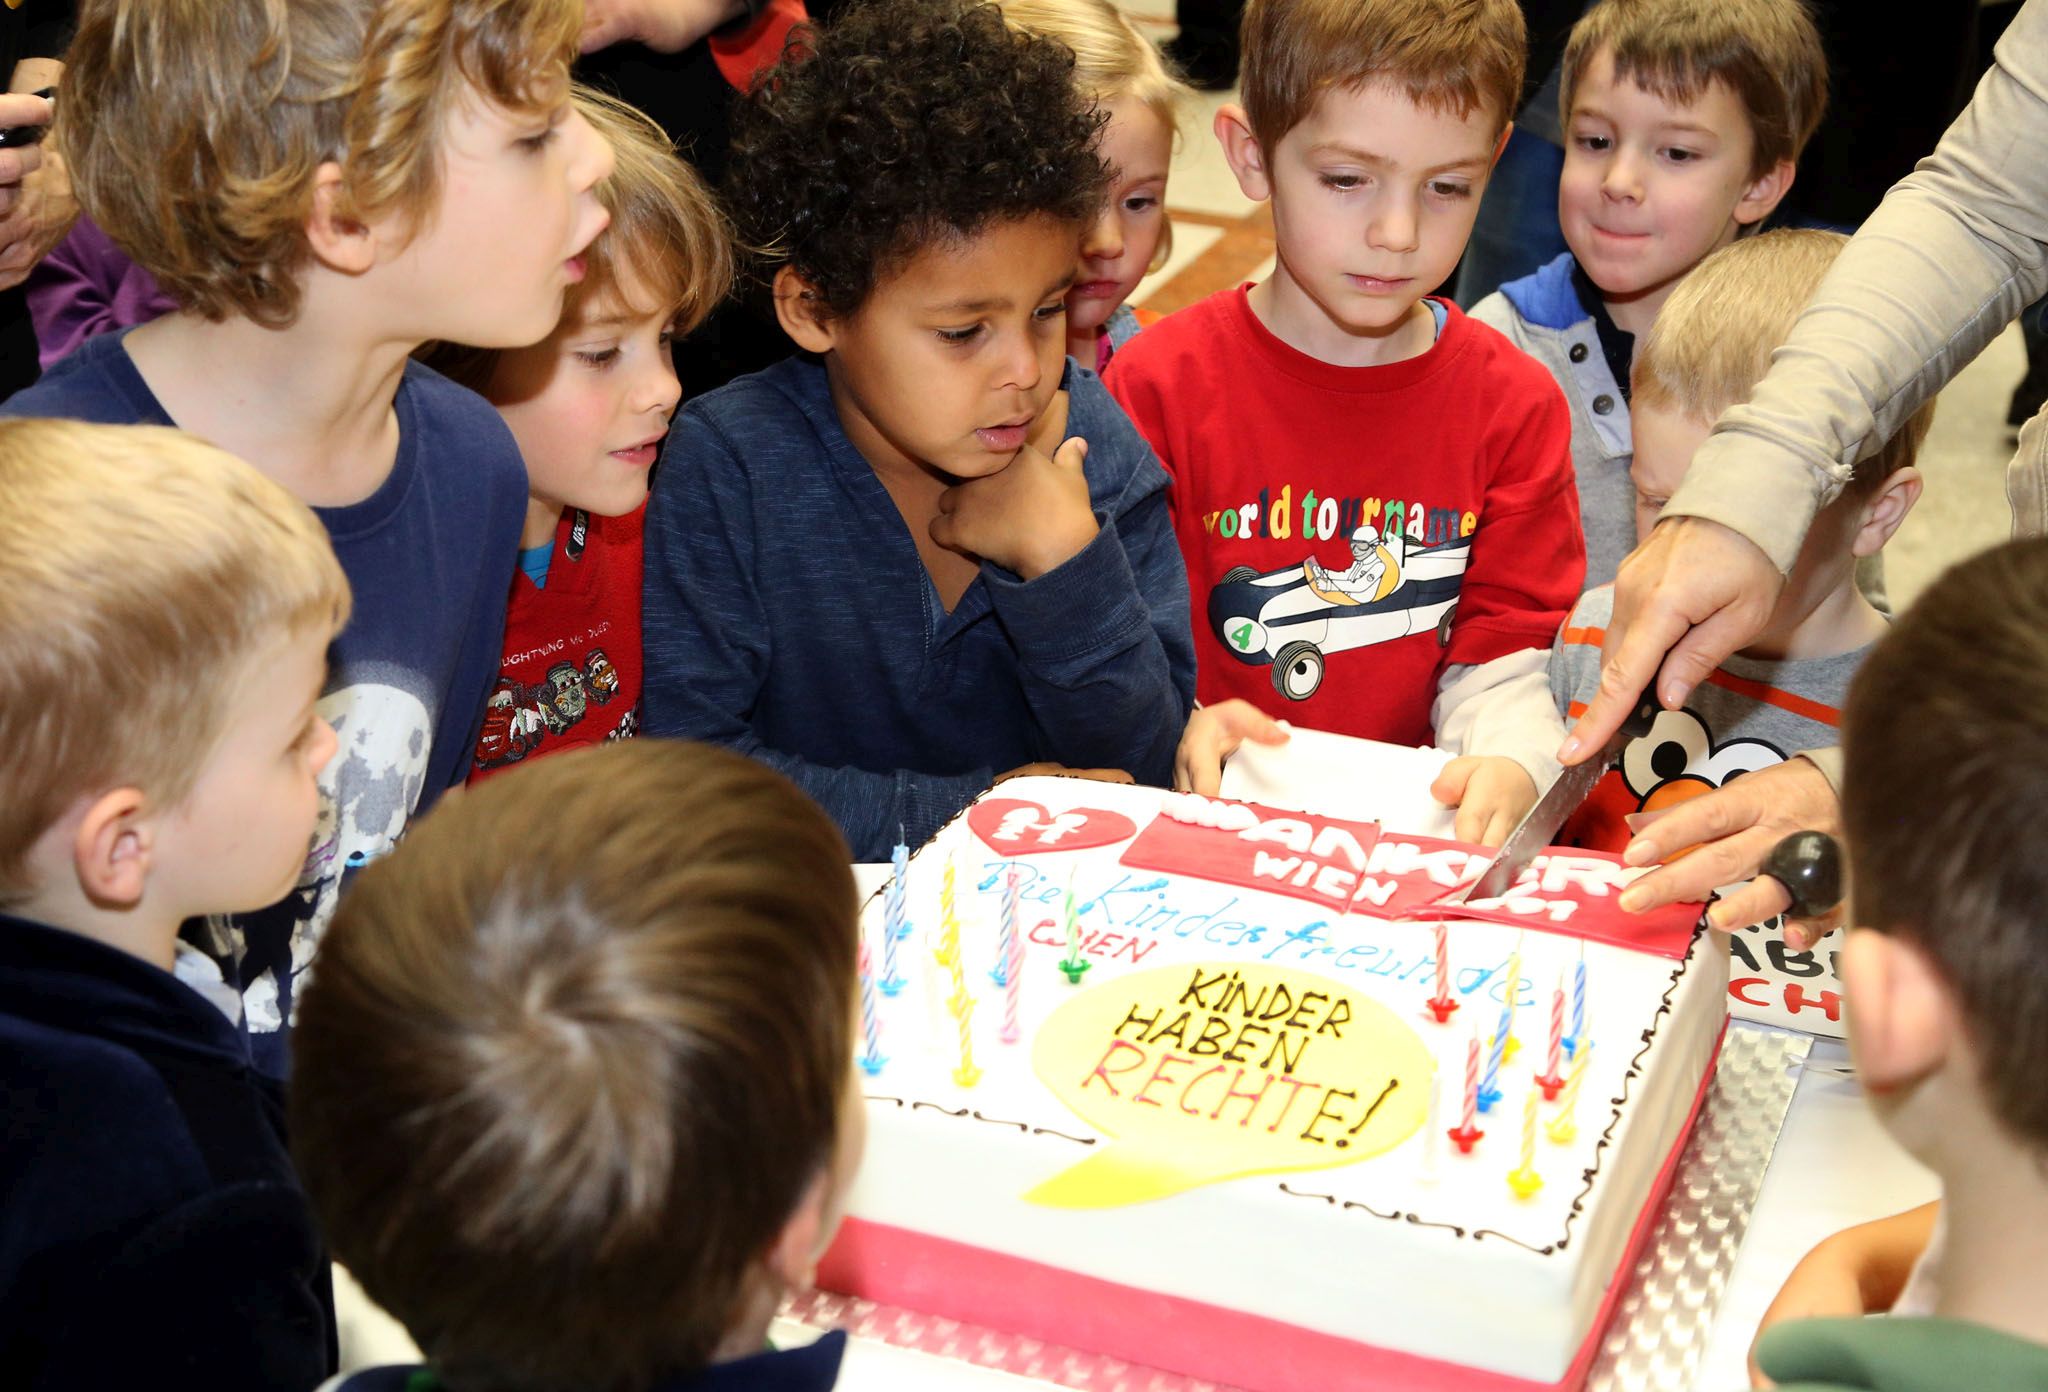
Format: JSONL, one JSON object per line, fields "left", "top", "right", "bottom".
{"left": 641, "top": 0, "right": 1196, "bottom": 860}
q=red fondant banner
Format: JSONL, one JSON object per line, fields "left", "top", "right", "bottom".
{"left": 1118, "top": 798, "right": 1701, "bottom": 958}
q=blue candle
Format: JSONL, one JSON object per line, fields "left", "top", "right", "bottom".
{"left": 1565, "top": 956, "right": 1587, "bottom": 1057}
{"left": 1478, "top": 1003, "right": 1509, "bottom": 1112}
{"left": 888, "top": 839, "right": 912, "bottom": 940}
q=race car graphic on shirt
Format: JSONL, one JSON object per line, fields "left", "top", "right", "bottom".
{"left": 1207, "top": 527, "right": 1471, "bottom": 700}
{"left": 474, "top": 646, "right": 622, "bottom": 771}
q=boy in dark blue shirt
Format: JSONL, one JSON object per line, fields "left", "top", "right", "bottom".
{"left": 4, "top": 0, "right": 613, "bottom": 1072}
{"left": 642, "top": 0, "right": 1196, "bottom": 860}
{"left": 0, "top": 420, "right": 348, "bottom": 1390}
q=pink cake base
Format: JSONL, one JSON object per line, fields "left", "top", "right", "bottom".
{"left": 820, "top": 1020, "right": 1728, "bottom": 1392}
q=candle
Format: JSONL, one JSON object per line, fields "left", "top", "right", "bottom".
{"left": 1500, "top": 944, "right": 1522, "bottom": 1062}
{"left": 887, "top": 837, "right": 911, "bottom": 940}
{"left": 857, "top": 934, "right": 884, "bottom": 1076}
{"left": 1535, "top": 975, "right": 1567, "bottom": 1099}
{"left": 1478, "top": 1003, "right": 1508, "bottom": 1112}
{"left": 1058, "top": 869, "right": 1090, "bottom": 983}
{"left": 993, "top": 868, "right": 1019, "bottom": 987}
{"left": 937, "top": 852, "right": 958, "bottom": 965}
{"left": 1425, "top": 920, "right": 1458, "bottom": 1022}
{"left": 1001, "top": 919, "right": 1023, "bottom": 1044}
{"left": 952, "top": 993, "right": 981, "bottom": 1087}
{"left": 1448, "top": 1028, "right": 1484, "bottom": 1153}
{"left": 1507, "top": 1089, "right": 1543, "bottom": 1197}
{"left": 1565, "top": 953, "right": 1587, "bottom": 1058}
{"left": 1546, "top": 1043, "right": 1593, "bottom": 1145}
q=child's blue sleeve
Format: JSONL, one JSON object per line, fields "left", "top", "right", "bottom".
{"left": 980, "top": 427, "right": 1195, "bottom": 787}
{"left": 640, "top": 409, "right": 992, "bottom": 860}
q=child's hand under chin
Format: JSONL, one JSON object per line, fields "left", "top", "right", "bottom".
{"left": 931, "top": 433, "right": 1099, "bottom": 580}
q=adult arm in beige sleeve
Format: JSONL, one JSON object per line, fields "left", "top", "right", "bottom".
{"left": 1667, "top": 0, "right": 2048, "bottom": 572}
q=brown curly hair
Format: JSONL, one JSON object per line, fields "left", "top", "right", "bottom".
{"left": 726, "top": 0, "right": 1110, "bottom": 320}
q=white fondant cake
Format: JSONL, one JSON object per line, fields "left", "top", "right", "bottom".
{"left": 824, "top": 776, "right": 1728, "bottom": 1392}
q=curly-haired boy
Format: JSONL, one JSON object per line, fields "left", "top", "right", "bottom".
{"left": 641, "top": 0, "right": 1196, "bottom": 860}
{"left": 1, "top": 0, "right": 613, "bottom": 1072}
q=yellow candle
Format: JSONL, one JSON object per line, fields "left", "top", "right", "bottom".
{"left": 1546, "top": 1042, "right": 1592, "bottom": 1145}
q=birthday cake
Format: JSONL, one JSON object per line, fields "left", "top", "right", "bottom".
{"left": 820, "top": 775, "right": 1727, "bottom": 1392}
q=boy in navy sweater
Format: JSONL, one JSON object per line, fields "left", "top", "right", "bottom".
{"left": 0, "top": 420, "right": 349, "bottom": 1390}
{"left": 641, "top": 0, "right": 1196, "bottom": 860}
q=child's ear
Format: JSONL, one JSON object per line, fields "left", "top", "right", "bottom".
{"left": 1841, "top": 927, "right": 1952, "bottom": 1097}
{"left": 1733, "top": 156, "right": 1797, "bottom": 230}
{"left": 1850, "top": 466, "right": 1923, "bottom": 558}
{"left": 1491, "top": 121, "right": 1515, "bottom": 169}
{"left": 1215, "top": 104, "right": 1273, "bottom": 204}
{"left": 305, "top": 161, "right": 380, "bottom": 275}
{"left": 763, "top": 1168, "right": 833, "bottom": 1293}
{"left": 772, "top": 266, "right": 837, "bottom": 355}
{"left": 72, "top": 787, "right": 154, "bottom": 910}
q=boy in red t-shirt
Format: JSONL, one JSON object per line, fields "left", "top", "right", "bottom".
{"left": 1112, "top": 0, "right": 1584, "bottom": 845}
{"left": 430, "top": 90, "right": 734, "bottom": 780}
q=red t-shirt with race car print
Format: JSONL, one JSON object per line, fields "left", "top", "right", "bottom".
{"left": 470, "top": 506, "right": 641, "bottom": 782}
{"left": 1107, "top": 286, "right": 1583, "bottom": 746}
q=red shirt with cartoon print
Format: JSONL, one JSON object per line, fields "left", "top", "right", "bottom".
{"left": 469, "top": 505, "right": 642, "bottom": 782}
{"left": 1107, "top": 286, "right": 1583, "bottom": 746}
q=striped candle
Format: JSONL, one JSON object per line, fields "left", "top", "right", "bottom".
{"left": 887, "top": 839, "right": 910, "bottom": 940}
{"left": 857, "top": 935, "right": 883, "bottom": 1075}
{"left": 1433, "top": 921, "right": 1449, "bottom": 1002}
{"left": 1545, "top": 975, "right": 1564, "bottom": 1080}
{"left": 1462, "top": 1031, "right": 1480, "bottom": 1132}
{"left": 1547, "top": 1043, "right": 1593, "bottom": 1144}
{"left": 994, "top": 868, "right": 1019, "bottom": 987}
{"left": 953, "top": 994, "right": 980, "bottom": 1086}
{"left": 1566, "top": 954, "right": 1587, "bottom": 1056}
{"left": 1478, "top": 1004, "right": 1508, "bottom": 1110}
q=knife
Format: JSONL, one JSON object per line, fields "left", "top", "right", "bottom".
{"left": 1449, "top": 694, "right": 1663, "bottom": 904}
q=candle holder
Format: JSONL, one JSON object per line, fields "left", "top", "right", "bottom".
{"left": 1057, "top": 955, "right": 1091, "bottom": 985}
{"left": 1425, "top": 994, "right": 1459, "bottom": 1023}
{"left": 1447, "top": 1123, "right": 1484, "bottom": 1155}
{"left": 1506, "top": 1165, "right": 1543, "bottom": 1199}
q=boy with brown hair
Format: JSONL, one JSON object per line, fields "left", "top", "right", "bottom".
{"left": 1742, "top": 537, "right": 2048, "bottom": 1388}
{"left": 2, "top": 0, "right": 614, "bottom": 1073}
{"left": 1471, "top": 0, "right": 1825, "bottom": 586}
{"left": 1547, "top": 230, "right": 1923, "bottom": 918}
{"left": 1117, "top": 0, "right": 1585, "bottom": 848}
{"left": 0, "top": 419, "right": 350, "bottom": 1389}
{"left": 292, "top": 741, "right": 863, "bottom": 1392}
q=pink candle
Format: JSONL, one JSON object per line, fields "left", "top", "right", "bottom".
{"left": 1462, "top": 1032, "right": 1478, "bottom": 1132}
{"left": 1001, "top": 920, "right": 1023, "bottom": 1043}
{"left": 1546, "top": 978, "right": 1564, "bottom": 1079}
{"left": 1434, "top": 921, "right": 1449, "bottom": 1000}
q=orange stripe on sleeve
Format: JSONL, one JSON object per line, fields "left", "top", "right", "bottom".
{"left": 1702, "top": 669, "right": 1842, "bottom": 727}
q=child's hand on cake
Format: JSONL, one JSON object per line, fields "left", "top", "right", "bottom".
{"left": 1173, "top": 699, "right": 1289, "bottom": 795}
{"left": 1747, "top": 1202, "right": 1941, "bottom": 1387}
{"left": 1432, "top": 756, "right": 1537, "bottom": 848}
{"left": 932, "top": 435, "right": 1099, "bottom": 580}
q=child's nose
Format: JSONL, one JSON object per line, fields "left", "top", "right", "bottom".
{"left": 998, "top": 328, "right": 1043, "bottom": 390}
{"left": 1082, "top": 206, "right": 1123, "bottom": 262}
{"left": 1601, "top": 151, "right": 1643, "bottom": 201}
{"left": 641, "top": 360, "right": 683, "bottom": 420}
{"left": 1367, "top": 195, "right": 1418, "bottom": 254}
{"left": 567, "top": 110, "right": 616, "bottom": 194}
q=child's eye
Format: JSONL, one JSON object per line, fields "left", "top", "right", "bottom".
{"left": 1033, "top": 301, "right": 1067, "bottom": 323}
{"left": 1320, "top": 173, "right": 1364, "bottom": 192}
{"left": 1573, "top": 134, "right": 1611, "bottom": 153}
{"left": 518, "top": 127, "right": 557, "bottom": 153}
{"left": 936, "top": 326, "right": 982, "bottom": 345}
{"left": 1123, "top": 194, "right": 1159, "bottom": 213}
{"left": 575, "top": 347, "right": 622, "bottom": 368}
{"left": 1427, "top": 180, "right": 1471, "bottom": 200}
{"left": 1662, "top": 146, "right": 1699, "bottom": 164}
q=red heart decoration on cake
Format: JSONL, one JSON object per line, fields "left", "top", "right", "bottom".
{"left": 968, "top": 799, "right": 1138, "bottom": 854}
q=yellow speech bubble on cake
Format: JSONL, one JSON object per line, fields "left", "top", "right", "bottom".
{"left": 1024, "top": 961, "right": 1434, "bottom": 1208}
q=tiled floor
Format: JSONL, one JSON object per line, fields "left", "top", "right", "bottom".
{"left": 1119, "top": 2, "right": 2020, "bottom": 606}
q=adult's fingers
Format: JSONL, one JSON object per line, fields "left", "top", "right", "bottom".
{"left": 1563, "top": 598, "right": 1692, "bottom": 762}
{"left": 1619, "top": 823, "right": 1779, "bottom": 913}
{"left": 0, "top": 143, "right": 43, "bottom": 190}
{"left": 1704, "top": 877, "right": 1794, "bottom": 934}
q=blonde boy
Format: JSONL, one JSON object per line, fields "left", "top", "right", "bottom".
{"left": 1471, "top": 0, "right": 1826, "bottom": 585}
{"left": 0, "top": 420, "right": 348, "bottom": 1388}
{"left": 1547, "top": 231, "right": 1923, "bottom": 870}
{"left": 3, "top": 0, "right": 613, "bottom": 1072}
{"left": 1115, "top": 0, "right": 1583, "bottom": 845}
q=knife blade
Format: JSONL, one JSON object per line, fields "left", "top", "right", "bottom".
{"left": 1449, "top": 695, "right": 1663, "bottom": 904}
